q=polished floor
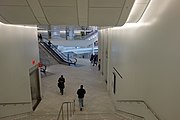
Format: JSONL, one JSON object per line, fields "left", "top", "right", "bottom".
{"left": 2, "top": 58, "right": 130, "bottom": 120}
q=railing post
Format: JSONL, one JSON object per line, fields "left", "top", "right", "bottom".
{"left": 70, "top": 103, "right": 72, "bottom": 117}
{"left": 62, "top": 105, "right": 64, "bottom": 120}
{"left": 57, "top": 100, "right": 75, "bottom": 120}
{"left": 73, "top": 100, "right": 75, "bottom": 114}
{"left": 67, "top": 103, "right": 69, "bottom": 120}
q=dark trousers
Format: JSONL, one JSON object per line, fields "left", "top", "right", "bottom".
{"left": 59, "top": 88, "right": 64, "bottom": 95}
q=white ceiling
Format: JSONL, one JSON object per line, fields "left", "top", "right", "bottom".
{"left": 127, "top": 0, "right": 151, "bottom": 23}
{"left": 0, "top": 0, "right": 136, "bottom": 26}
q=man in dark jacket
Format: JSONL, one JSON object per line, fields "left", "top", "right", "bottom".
{"left": 58, "top": 75, "right": 65, "bottom": 95}
{"left": 77, "top": 85, "right": 86, "bottom": 111}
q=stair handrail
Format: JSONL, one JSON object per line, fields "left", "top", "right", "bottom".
{"left": 115, "top": 100, "right": 145, "bottom": 119}
{"left": 57, "top": 100, "right": 75, "bottom": 120}
{"left": 116, "top": 100, "right": 161, "bottom": 120}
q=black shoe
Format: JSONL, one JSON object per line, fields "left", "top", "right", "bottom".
{"left": 82, "top": 105, "right": 84, "bottom": 107}
{"left": 80, "top": 108, "right": 82, "bottom": 111}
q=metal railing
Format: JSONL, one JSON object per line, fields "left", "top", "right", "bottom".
{"left": 116, "top": 110, "right": 145, "bottom": 120}
{"left": 57, "top": 100, "right": 75, "bottom": 120}
{"left": 116, "top": 100, "right": 161, "bottom": 120}
{"left": 116, "top": 100, "right": 145, "bottom": 120}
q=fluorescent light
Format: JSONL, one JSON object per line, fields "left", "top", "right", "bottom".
{"left": 0, "top": 22, "right": 37, "bottom": 28}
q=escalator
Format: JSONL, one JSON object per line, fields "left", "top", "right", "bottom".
{"left": 39, "top": 39, "right": 77, "bottom": 66}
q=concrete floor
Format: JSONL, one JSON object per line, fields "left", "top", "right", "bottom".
{"left": 2, "top": 58, "right": 153, "bottom": 120}
{"left": 2, "top": 58, "right": 126, "bottom": 120}
{"left": 33, "top": 58, "right": 116, "bottom": 119}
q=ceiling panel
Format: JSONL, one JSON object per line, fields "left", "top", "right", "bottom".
{"left": 43, "top": 7, "right": 78, "bottom": 25}
{"left": 39, "top": 0, "right": 76, "bottom": 7}
{"left": 89, "top": 0, "right": 125, "bottom": 7}
{"left": 36, "top": 17, "right": 48, "bottom": 25}
{"left": 127, "top": 4, "right": 147, "bottom": 23}
{"left": 0, "top": 16, "right": 8, "bottom": 23}
{"left": 27, "top": 0, "right": 45, "bottom": 18}
{"left": 117, "top": 19, "right": 126, "bottom": 26}
{"left": 27, "top": 0, "right": 48, "bottom": 24}
{"left": 0, "top": 0, "right": 136, "bottom": 26}
{"left": 119, "top": 0, "right": 135, "bottom": 21}
{"left": 89, "top": 8, "right": 122, "bottom": 26}
{"left": 77, "top": 0, "right": 88, "bottom": 26}
{"left": 135, "top": 0, "right": 150, "bottom": 4}
{"left": 0, "top": 0, "right": 28, "bottom": 6}
{"left": 0, "top": 6, "right": 38, "bottom": 24}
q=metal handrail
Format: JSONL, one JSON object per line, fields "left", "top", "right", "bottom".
{"left": 116, "top": 109, "right": 145, "bottom": 119}
{"left": 116, "top": 100, "right": 161, "bottom": 120}
{"left": 57, "top": 100, "right": 75, "bottom": 120}
{"left": 116, "top": 100, "right": 145, "bottom": 120}
{"left": 143, "top": 101, "right": 161, "bottom": 120}
{"left": 0, "top": 102, "right": 31, "bottom": 106}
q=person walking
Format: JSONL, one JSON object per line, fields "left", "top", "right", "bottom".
{"left": 58, "top": 75, "right": 65, "bottom": 95}
{"left": 90, "top": 54, "right": 94, "bottom": 64}
{"left": 93, "top": 54, "right": 98, "bottom": 66}
{"left": 77, "top": 85, "right": 86, "bottom": 111}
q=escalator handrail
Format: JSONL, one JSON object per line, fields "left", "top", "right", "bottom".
{"left": 41, "top": 41, "right": 70, "bottom": 63}
{"left": 40, "top": 39, "right": 77, "bottom": 64}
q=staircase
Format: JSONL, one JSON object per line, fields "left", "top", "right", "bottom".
{"left": 72, "top": 112, "right": 137, "bottom": 120}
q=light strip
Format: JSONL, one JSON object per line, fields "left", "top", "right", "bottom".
{"left": 126, "top": 0, "right": 151, "bottom": 23}
{"left": 0, "top": 22, "right": 37, "bottom": 28}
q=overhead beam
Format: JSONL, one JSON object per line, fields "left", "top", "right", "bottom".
{"left": 26, "top": 0, "right": 48, "bottom": 25}
{"left": 0, "top": 15, "right": 9, "bottom": 24}
{"left": 77, "top": 0, "right": 88, "bottom": 26}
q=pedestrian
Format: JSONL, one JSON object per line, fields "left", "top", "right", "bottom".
{"left": 38, "top": 33, "right": 42, "bottom": 42}
{"left": 48, "top": 40, "right": 52, "bottom": 47}
{"left": 93, "top": 54, "right": 98, "bottom": 66}
{"left": 39, "top": 34, "right": 42, "bottom": 41}
{"left": 77, "top": 85, "right": 86, "bottom": 111}
{"left": 58, "top": 75, "right": 65, "bottom": 95}
{"left": 90, "top": 54, "right": 94, "bottom": 64}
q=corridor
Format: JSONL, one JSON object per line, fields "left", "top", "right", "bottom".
{"left": 35, "top": 58, "right": 115, "bottom": 119}
{"left": 2, "top": 59, "right": 125, "bottom": 120}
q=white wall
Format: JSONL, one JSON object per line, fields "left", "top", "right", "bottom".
{"left": 99, "top": 0, "right": 180, "bottom": 119}
{"left": 0, "top": 23, "right": 40, "bottom": 118}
